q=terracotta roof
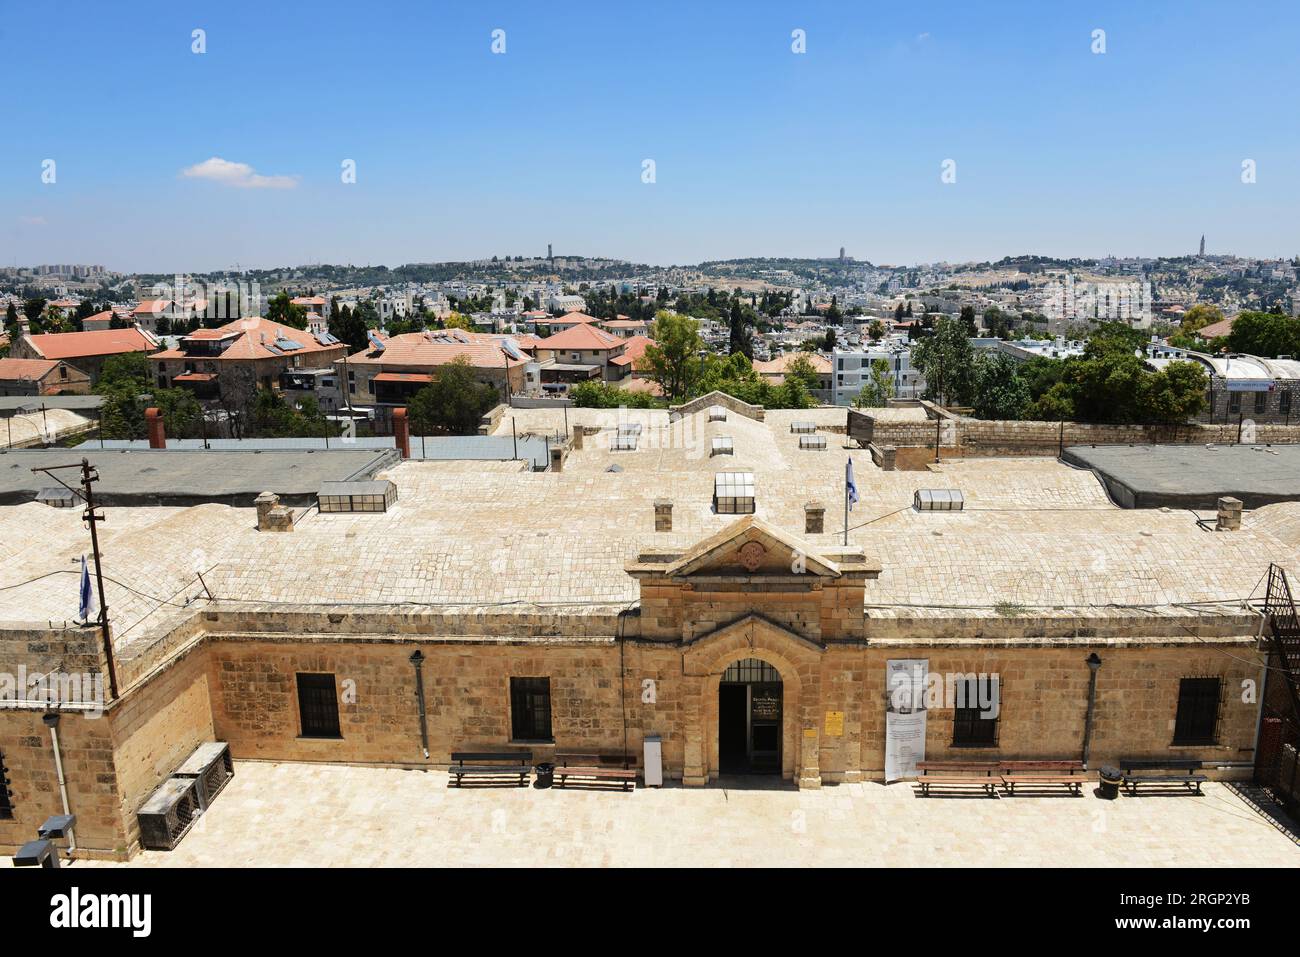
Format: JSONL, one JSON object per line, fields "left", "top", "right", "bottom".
{"left": 548, "top": 311, "right": 600, "bottom": 325}
{"left": 753, "top": 353, "right": 833, "bottom": 375}
{"left": 609, "top": 335, "right": 655, "bottom": 366}
{"left": 599, "top": 318, "right": 649, "bottom": 329}
{"left": 149, "top": 316, "right": 344, "bottom": 362}
{"left": 292, "top": 296, "right": 327, "bottom": 305}
{"left": 373, "top": 372, "right": 434, "bottom": 383}
{"left": 23, "top": 327, "right": 156, "bottom": 360}
{"left": 0, "top": 358, "right": 61, "bottom": 380}
{"left": 133, "top": 300, "right": 170, "bottom": 315}
{"left": 1197, "top": 316, "right": 1235, "bottom": 339}
{"left": 172, "top": 372, "right": 218, "bottom": 383}
{"left": 534, "top": 323, "right": 625, "bottom": 351}
{"left": 81, "top": 310, "right": 113, "bottom": 325}
{"left": 344, "top": 331, "right": 527, "bottom": 370}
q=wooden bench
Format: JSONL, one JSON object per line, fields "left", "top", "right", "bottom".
{"left": 554, "top": 753, "right": 637, "bottom": 791}
{"left": 998, "top": 760, "right": 1086, "bottom": 796}
{"left": 448, "top": 751, "right": 534, "bottom": 787}
{"left": 1120, "top": 758, "right": 1207, "bottom": 795}
{"left": 916, "top": 761, "right": 999, "bottom": 797}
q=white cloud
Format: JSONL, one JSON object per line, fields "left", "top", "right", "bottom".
{"left": 180, "top": 157, "right": 298, "bottom": 189}
{"left": 916, "top": 32, "right": 931, "bottom": 42}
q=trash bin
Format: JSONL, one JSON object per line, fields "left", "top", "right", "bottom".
{"left": 534, "top": 762, "right": 555, "bottom": 789}
{"left": 1097, "top": 765, "right": 1122, "bottom": 800}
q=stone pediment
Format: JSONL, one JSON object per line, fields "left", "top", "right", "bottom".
{"left": 664, "top": 516, "right": 841, "bottom": 579}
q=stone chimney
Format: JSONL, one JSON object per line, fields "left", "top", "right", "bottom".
{"left": 571, "top": 427, "right": 584, "bottom": 450}
{"left": 393, "top": 408, "right": 411, "bottom": 459}
{"left": 654, "top": 499, "right": 673, "bottom": 532}
{"left": 145, "top": 407, "right": 166, "bottom": 449}
{"left": 804, "top": 502, "right": 825, "bottom": 535}
{"left": 1216, "top": 496, "right": 1242, "bottom": 531}
{"left": 254, "top": 491, "right": 294, "bottom": 532}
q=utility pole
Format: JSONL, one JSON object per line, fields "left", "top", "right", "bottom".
{"left": 30, "top": 459, "right": 117, "bottom": 700}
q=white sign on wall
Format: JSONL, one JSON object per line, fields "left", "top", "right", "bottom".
{"left": 885, "top": 659, "right": 928, "bottom": 783}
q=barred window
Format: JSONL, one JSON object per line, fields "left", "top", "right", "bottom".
{"left": 1173, "top": 677, "right": 1221, "bottom": 746}
{"left": 297, "top": 673, "right": 341, "bottom": 739}
{"left": 952, "top": 676, "right": 999, "bottom": 748}
{"left": 510, "top": 677, "right": 553, "bottom": 742}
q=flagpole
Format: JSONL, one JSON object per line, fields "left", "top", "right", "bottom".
{"left": 843, "top": 479, "right": 848, "bottom": 546}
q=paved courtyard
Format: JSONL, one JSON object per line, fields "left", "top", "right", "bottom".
{"left": 80, "top": 761, "right": 1300, "bottom": 868}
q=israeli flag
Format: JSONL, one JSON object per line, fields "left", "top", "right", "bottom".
{"left": 846, "top": 457, "right": 859, "bottom": 511}
{"left": 78, "top": 554, "right": 95, "bottom": 624}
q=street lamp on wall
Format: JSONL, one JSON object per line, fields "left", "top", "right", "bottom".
{"left": 1082, "top": 653, "right": 1102, "bottom": 769}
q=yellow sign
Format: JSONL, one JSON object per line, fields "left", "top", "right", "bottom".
{"left": 803, "top": 728, "right": 817, "bottom": 739}
{"left": 824, "top": 711, "right": 845, "bottom": 737}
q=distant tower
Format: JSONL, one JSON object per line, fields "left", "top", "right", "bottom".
{"left": 839, "top": 246, "right": 845, "bottom": 261}
{"left": 1199, "top": 235, "right": 1206, "bottom": 257}
{"left": 547, "top": 243, "right": 553, "bottom": 261}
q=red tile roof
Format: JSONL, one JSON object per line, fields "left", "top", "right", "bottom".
{"left": 150, "top": 316, "right": 344, "bottom": 362}
{"left": 534, "top": 323, "right": 624, "bottom": 351}
{"left": 0, "top": 358, "right": 61, "bottom": 380}
{"left": 24, "top": 327, "right": 157, "bottom": 360}
{"left": 609, "top": 335, "right": 655, "bottom": 366}
{"left": 345, "top": 330, "right": 528, "bottom": 370}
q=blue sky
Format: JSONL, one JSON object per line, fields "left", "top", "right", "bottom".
{"left": 3, "top": 1, "right": 1298, "bottom": 272}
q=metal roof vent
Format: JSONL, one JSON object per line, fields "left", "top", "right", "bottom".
{"left": 318, "top": 479, "right": 398, "bottom": 513}
{"left": 798, "top": 435, "right": 827, "bottom": 450}
{"left": 913, "top": 489, "right": 964, "bottom": 511}
{"left": 790, "top": 421, "right": 817, "bottom": 434}
{"left": 713, "top": 471, "right": 755, "bottom": 514}
{"left": 708, "top": 406, "right": 727, "bottom": 422}
{"left": 611, "top": 433, "right": 639, "bottom": 451}
{"left": 710, "top": 436, "right": 734, "bottom": 456}
{"left": 36, "top": 487, "right": 76, "bottom": 508}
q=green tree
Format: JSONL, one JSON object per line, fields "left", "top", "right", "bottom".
{"left": 407, "top": 356, "right": 500, "bottom": 435}
{"left": 1227, "top": 311, "right": 1300, "bottom": 358}
{"left": 1141, "top": 360, "right": 1209, "bottom": 424}
{"left": 1180, "top": 303, "right": 1224, "bottom": 334}
{"left": 853, "top": 358, "right": 895, "bottom": 408}
{"left": 265, "top": 291, "right": 308, "bottom": 330}
{"left": 971, "top": 352, "right": 1029, "bottom": 420}
{"left": 911, "top": 316, "right": 976, "bottom": 406}
{"left": 639, "top": 311, "right": 703, "bottom": 400}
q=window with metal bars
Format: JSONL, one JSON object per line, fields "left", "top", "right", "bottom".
{"left": 721, "top": 658, "right": 781, "bottom": 683}
{"left": 0, "top": 750, "right": 12, "bottom": 820}
{"left": 1172, "top": 677, "right": 1221, "bottom": 745}
{"left": 296, "top": 673, "right": 341, "bottom": 739}
{"left": 1254, "top": 391, "right": 1267, "bottom": 414}
{"left": 510, "top": 677, "right": 553, "bottom": 742}
{"left": 951, "top": 676, "right": 999, "bottom": 747}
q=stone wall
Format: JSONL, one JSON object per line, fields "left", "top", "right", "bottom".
{"left": 670, "top": 391, "right": 765, "bottom": 422}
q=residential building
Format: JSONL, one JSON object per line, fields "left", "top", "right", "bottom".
{"left": 10, "top": 326, "right": 160, "bottom": 384}
{"left": 531, "top": 322, "right": 632, "bottom": 391}
{"left": 0, "top": 357, "right": 92, "bottom": 396}
{"left": 149, "top": 316, "right": 348, "bottom": 408}
{"left": 753, "top": 352, "right": 833, "bottom": 403}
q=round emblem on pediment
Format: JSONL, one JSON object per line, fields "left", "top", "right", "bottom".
{"left": 737, "top": 541, "right": 766, "bottom": 572}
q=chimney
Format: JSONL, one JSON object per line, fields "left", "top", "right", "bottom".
{"left": 254, "top": 491, "right": 294, "bottom": 532}
{"left": 145, "top": 407, "right": 166, "bottom": 448}
{"left": 654, "top": 499, "right": 673, "bottom": 532}
{"left": 393, "top": 407, "right": 411, "bottom": 459}
{"left": 804, "top": 502, "right": 825, "bottom": 535}
{"left": 1216, "top": 496, "right": 1242, "bottom": 531}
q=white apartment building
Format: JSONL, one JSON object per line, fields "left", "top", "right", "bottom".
{"left": 832, "top": 343, "right": 923, "bottom": 406}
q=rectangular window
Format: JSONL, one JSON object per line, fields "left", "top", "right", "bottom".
{"left": 510, "top": 677, "right": 553, "bottom": 742}
{"left": 1254, "top": 391, "right": 1267, "bottom": 414}
{"left": 1281, "top": 390, "right": 1293, "bottom": 415}
{"left": 296, "top": 673, "right": 341, "bottom": 738}
{"left": 1172, "top": 677, "right": 1220, "bottom": 745}
{"left": 952, "top": 676, "right": 999, "bottom": 747}
{"left": 1228, "top": 391, "right": 1242, "bottom": 414}
{"left": 0, "top": 750, "right": 12, "bottom": 820}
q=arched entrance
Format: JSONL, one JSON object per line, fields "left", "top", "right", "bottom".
{"left": 718, "top": 658, "right": 783, "bottom": 774}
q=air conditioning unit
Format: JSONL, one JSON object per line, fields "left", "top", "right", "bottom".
{"left": 171, "top": 742, "right": 234, "bottom": 812}
{"left": 137, "top": 777, "right": 200, "bottom": 850}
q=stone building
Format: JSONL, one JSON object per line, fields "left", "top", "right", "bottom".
{"left": 0, "top": 403, "right": 1289, "bottom": 858}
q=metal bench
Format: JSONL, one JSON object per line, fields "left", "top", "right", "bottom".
{"left": 448, "top": 751, "right": 534, "bottom": 787}
{"left": 1120, "top": 758, "right": 1207, "bottom": 794}
{"left": 998, "top": 759, "right": 1087, "bottom": 796}
{"left": 554, "top": 753, "right": 637, "bottom": 791}
{"left": 916, "top": 760, "right": 1000, "bottom": 797}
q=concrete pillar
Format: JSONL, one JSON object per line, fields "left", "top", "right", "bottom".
{"left": 393, "top": 408, "right": 411, "bottom": 459}
{"left": 654, "top": 499, "right": 673, "bottom": 532}
{"left": 879, "top": 445, "right": 897, "bottom": 471}
{"left": 550, "top": 447, "right": 564, "bottom": 472}
{"left": 804, "top": 502, "right": 825, "bottom": 535}
{"left": 571, "top": 427, "right": 584, "bottom": 450}
{"left": 1217, "top": 496, "right": 1242, "bottom": 531}
{"left": 145, "top": 407, "right": 165, "bottom": 449}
